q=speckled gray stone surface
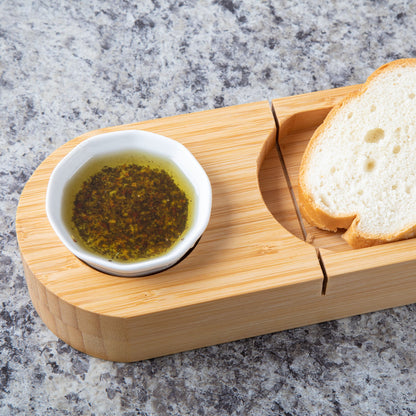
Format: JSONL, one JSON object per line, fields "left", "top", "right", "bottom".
{"left": 2, "top": 0, "right": 416, "bottom": 415}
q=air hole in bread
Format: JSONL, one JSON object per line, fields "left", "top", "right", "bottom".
{"left": 357, "top": 190, "right": 363, "bottom": 196}
{"left": 406, "top": 185, "right": 412, "bottom": 194}
{"left": 392, "top": 184, "right": 398, "bottom": 190}
{"left": 330, "top": 166, "right": 336, "bottom": 174}
{"left": 409, "top": 93, "right": 415, "bottom": 99}
{"left": 394, "top": 127, "right": 401, "bottom": 138}
{"left": 364, "top": 128, "right": 384, "bottom": 143}
{"left": 370, "top": 105, "right": 376, "bottom": 112}
{"left": 364, "top": 158, "right": 376, "bottom": 172}
{"left": 347, "top": 112, "right": 353, "bottom": 119}
{"left": 393, "top": 145, "right": 401, "bottom": 154}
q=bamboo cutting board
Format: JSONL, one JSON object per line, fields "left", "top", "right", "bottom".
{"left": 17, "top": 91, "right": 416, "bottom": 362}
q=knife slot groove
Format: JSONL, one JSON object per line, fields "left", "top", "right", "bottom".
{"left": 271, "top": 103, "right": 328, "bottom": 296}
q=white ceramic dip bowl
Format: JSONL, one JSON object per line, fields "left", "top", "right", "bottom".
{"left": 46, "top": 130, "right": 212, "bottom": 277}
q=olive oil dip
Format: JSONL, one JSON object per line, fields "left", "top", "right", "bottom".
{"left": 62, "top": 151, "right": 194, "bottom": 263}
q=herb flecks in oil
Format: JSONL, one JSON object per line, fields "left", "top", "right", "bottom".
{"left": 72, "top": 163, "right": 189, "bottom": 262}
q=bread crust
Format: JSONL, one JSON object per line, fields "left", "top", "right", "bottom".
{"left": 298, "top": 58, "right": 416, "bottom": 249}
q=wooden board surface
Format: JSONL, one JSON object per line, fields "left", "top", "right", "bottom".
{"left": 19, "top": 89, "right": 416, "bottom": 363}
{"left": 16, "top": 101, "right": 324, "bottom": 362}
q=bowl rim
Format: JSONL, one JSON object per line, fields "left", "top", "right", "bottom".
{"left": 45, "top": 129, "right": 212, "bottom": 277}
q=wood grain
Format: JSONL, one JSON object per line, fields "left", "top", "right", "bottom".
{"left": 20, "top": 89, "right": 416, "bottom": 363}
{"left": 16, "top": 101, "right": 324, "bottom": 362}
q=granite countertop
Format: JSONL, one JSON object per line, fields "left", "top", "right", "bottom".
{"left": 2, "top": 1, "right": 416, "bottom": 415}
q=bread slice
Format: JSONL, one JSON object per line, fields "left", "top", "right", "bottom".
{"left": 299, "top": 58, "right": 416, "bottom": 249}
